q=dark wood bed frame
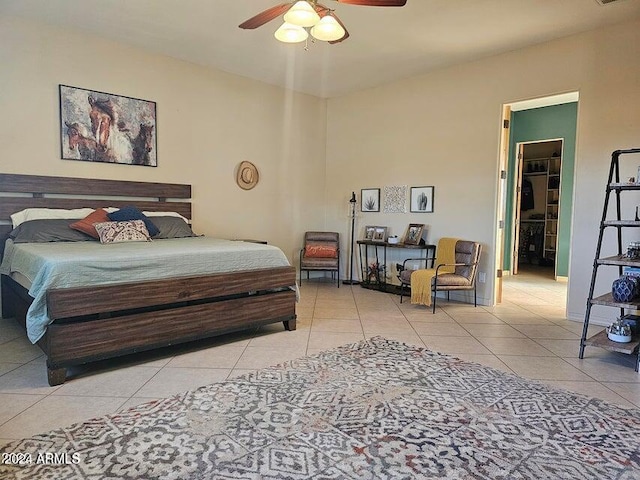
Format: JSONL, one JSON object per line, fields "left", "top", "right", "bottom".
{"left": 0, "top": 173, "right": 296, "bottom": 386}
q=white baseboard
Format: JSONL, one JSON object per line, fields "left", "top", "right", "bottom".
{"left": 567, "top": 311, "right": 610, "bottom": 327}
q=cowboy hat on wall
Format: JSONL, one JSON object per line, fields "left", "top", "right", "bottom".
{"left": 236, "top": 161, "right": 259, "bottom": 190}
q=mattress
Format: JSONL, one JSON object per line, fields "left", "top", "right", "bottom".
{"left": 0, "top": 237, "right": 294, "bottom": 343}
{"left": 9, "top": 271, "right": 31, "bottom": 290}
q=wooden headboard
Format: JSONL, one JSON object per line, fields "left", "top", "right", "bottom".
{"left": 0, "top": 173, "right": 192, "bottom": 256}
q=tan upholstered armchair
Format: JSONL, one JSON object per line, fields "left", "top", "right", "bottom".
{"left": 398, "top": 239, "right": 481, "bottom": 312}
{"left": 299, "top": 232, "right": 340, "bottom": 287}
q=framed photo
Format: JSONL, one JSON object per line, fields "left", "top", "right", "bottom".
{"left": 373, "top": 226, "right": 388, "bottom": 243}
{"left": 361, "top": 188, "right": 380, "bottom": 212}
{"left": 364, "top": 225, "right": 376, "bottom": 240}
{"left": 404, "top": 223, "right": 425, "bottom": 245}
{"left": 59, "top": 84, "right": 157, "bottom": 167}
{"left": 410, "top": 186, "right": 434, "bottom": 213}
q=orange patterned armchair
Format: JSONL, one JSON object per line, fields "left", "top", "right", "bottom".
{"left": 299, "top": 232, "right": 340, "bottom": 287}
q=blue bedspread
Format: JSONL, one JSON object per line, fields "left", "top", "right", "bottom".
{"left": 0, "top": 237, "right": 293, "bottom": 343}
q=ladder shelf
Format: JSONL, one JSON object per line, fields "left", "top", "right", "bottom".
{"left": 579, "top": 148, "right": 640, "bottom": 372}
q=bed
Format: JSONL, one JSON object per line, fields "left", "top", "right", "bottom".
{"left": 0, "top": 173, "right": 297, "bottom": 386}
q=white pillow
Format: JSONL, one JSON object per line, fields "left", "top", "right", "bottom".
{"left": 11, "top": 208, "right": 96, "bottom": 228}
{"left": 11, "top": 207, "right": 190, "bottom": 228}
{"left": 143, "top": 211, "right": 190, "bottom": 223}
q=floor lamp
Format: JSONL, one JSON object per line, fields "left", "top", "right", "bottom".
{"left": 343, "top": 191, "right": 359, "bottom": 285}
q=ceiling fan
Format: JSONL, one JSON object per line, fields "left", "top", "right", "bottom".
{"left": 239, "top": 0, "right": 407, "bottom": 45}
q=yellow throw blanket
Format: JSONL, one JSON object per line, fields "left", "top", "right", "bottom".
{"left": 411, "top": 237, "right": 458, "bottom": 306}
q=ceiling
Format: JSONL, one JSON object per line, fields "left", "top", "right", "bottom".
{"left": 3, "top": 0, "right": 640, "bottom": 98}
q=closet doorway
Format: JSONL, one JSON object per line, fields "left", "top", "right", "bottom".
{"left": 513, "top": 139, "right": 563, "bottom": 278}
{"left": 495, "top": 94, "right": 577, "bottom": 307}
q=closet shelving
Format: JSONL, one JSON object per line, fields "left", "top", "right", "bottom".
{"left": 521, "top": 154, "right": 561, "bottom": 264}
{"left": 545, "top": 156, "right": 561, "bottom": 263}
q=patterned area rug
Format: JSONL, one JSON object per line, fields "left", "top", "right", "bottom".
{"left": 1, "top": 337, "right": 640, "bottom": 479}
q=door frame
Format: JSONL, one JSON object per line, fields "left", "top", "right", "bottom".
{"left": 494, "top": 105, "right": 511, "bottom": 304}
{"left": 511, "top": 139, "right": 564, "bottom": 278}
{"left": 495, "top": 92, "right": 578, "bottom": 304}
{"left": 512, "top": 143, "right": 524, "bottom": 275}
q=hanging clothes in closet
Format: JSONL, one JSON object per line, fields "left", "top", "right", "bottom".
{"left": 521, "top": 178, "right": 535, "bottom": 211}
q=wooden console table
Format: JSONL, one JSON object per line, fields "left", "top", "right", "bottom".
{"left": 357, "top": 240, "right": 436, "bottom": 293}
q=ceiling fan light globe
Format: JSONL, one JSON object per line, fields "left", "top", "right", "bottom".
{"left": 310, "top": 15, "right": 345, "bottom": 42}
{"left": 274, "top": 22, "right": 309, "bottom": 43}
{"left": 284, "top": 1, "right": 320, "bottom": 28}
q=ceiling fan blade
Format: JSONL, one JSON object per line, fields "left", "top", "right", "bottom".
{"left": 328, "top": 13, "right": 350, "bottom": 44}
{"left": 238, "top": 3, "right": 292, "bottom": 29}
{"left": 335, "top": 0, "right": 407, "bottom": 6}
{"left": 315, "top": 3, "right": 331, "bottom": 15}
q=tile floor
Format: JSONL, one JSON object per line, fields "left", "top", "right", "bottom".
{"left": 1, "top": 266, "right": 639, "bottom": 447}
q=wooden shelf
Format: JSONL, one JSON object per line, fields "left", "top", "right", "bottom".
{"left": 604, "top": 221, "right": 640, "bottom": 227}
{"left": 609, "top": 183, "right": 640, "bottom": 191}
{"left": 597, "top": 255, "right": 640, "bottom": 267}
{"left": 524, "top": 156, "right": 559, "bottom": 162}
{"left": 590, "top": 292, "right": 640, "bottom": 309}
{"left": 584, "top": 330, "right": 640, "bottom": 355}
{"left": 357, "top": 240, "right": 434, "bottom": 250}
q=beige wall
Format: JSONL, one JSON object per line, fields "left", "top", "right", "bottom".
{"left": 326, "top": 18, "right": 640, "bottom": 322}
{"left": 2, "top": 15, "right": 640, "bottom": 322}
{"left": 0, "top": 16, "right": 327, "bottom": 261}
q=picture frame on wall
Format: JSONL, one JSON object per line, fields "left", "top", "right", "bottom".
{"left": 59, "top": 84, "right": 157, "bottom": 167}
{"left": 404, "top": 223, "right": 425, "bottom": 245}
{"left": 383, "top": 185, "right": 408, "bottom": 213}
{"left": 410, "top": 186, "right": 434, "bottom": 213}
{"left": 361, "top": 188, "right": 380, "bottom": 212}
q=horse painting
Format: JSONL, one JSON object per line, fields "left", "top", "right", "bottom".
{"left": 88, "top": 95, "right": 133, "bottom": 163}
{"left": 60, "top": 85, "right": 156, "bottom": 166}
{"left": 65, "top": 122, "right": 97, "bottom": 161}
{"left": 132, "top": 124, "right": 154, "bottom": 166}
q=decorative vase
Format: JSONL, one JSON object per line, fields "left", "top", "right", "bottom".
{"left": 612, "top": 276, "right": 637, "bottom": 303}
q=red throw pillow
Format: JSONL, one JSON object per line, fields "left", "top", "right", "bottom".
{"left": 70, "top": 208, "right": 111, "bottom": 238}
{"left": 305, "top": 244, "right": 338, "bottom": 258}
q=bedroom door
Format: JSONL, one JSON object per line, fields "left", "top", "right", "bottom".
{"left": 512, "top": 144, "right": 525, "bottom": 275}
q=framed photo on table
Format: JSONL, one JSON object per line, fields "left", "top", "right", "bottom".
{"left": 410, "top": 186, "right": 434, "bottom": 213}
{"left": 364, "top": 226, "right": 376, "bottom": 240}
{"left": 404, "top": 223, "right": 425, "bottom": 245}
{"left": 361, "top": 188, "right": 380, "bottom": 212}
{"left": 373, "top": 226, "right": 388, "bottom": 243}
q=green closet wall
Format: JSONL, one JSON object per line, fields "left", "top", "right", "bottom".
{"left": 504, "top": 102, "right": 578, "bottom": 277}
